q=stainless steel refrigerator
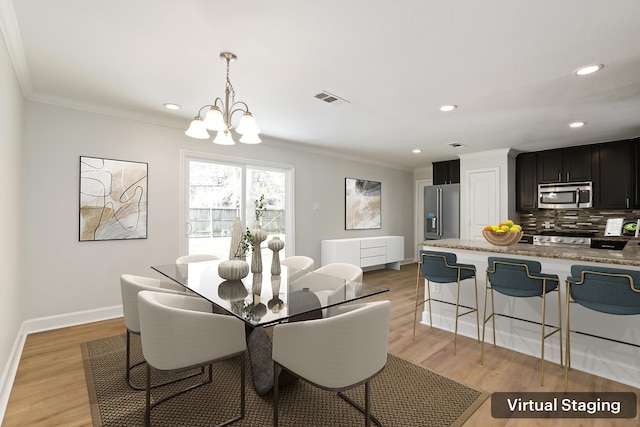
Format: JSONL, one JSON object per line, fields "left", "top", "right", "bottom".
{"left": 424, "top": 183, "right": 460, "bottom": 240}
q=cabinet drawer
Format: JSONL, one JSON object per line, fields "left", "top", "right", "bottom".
{"left": 361, "top": 255, "right": 387, "bottom": 267}
{"left": 361, "top": 246, "right": 386, "bottom": 258}
{"left": 360, "top": 238, "right": 386, "bottom": 249}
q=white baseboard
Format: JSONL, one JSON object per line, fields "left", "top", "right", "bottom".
{"left": 0, "top": 305, "right": 123, "bottom": 424}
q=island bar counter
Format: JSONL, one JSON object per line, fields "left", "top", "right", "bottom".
{"left": 417, "top": 238, "right": 640, "bottom": 390}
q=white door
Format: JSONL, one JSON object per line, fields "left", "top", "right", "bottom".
{"left": 466, "top": 168, "right": 499, "bottom": 240}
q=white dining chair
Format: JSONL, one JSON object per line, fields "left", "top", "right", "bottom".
{"left": 298, "top": 263, "right": 364, "bottom": 316}
{"left": 175, "top": 254, "right": 219, "bottom": 264}
{"left": 281, "top": 256, "right": 315, "bottom": 282}
{"left": 120, "top": 274, "right": 194, "bottom": 390}
{"left": 272, "top": 300, "right": 391, "bottom": 426}
{"left": 137, "top": 290, "right": 247, "bottom": 427}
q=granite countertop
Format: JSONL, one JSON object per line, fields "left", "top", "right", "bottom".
{"left": 418, "top": 239, "right": 640, "bottom": 267}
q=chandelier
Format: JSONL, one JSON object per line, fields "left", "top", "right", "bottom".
{"left": 185, "top": 52, "right": 261, "bottom": 145}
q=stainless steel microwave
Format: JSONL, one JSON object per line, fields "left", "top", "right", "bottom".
{"left": 538, "top": 181, "right": 593, "bottom": 209}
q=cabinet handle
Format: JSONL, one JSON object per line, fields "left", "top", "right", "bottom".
{"left": 566, "top": 172, "right": 569, "bottom": 182}
{"left": 627, "top": 197, "right": 630, "bottom": 209}
{"left": 558, "top": 173, "right": 561, "bottom": 182}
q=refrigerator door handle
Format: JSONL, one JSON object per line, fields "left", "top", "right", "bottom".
{"left": 437, "top": 188, "right": 443, "bottom": 236}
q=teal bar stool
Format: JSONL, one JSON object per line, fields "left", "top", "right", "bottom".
{"left": 482, "top": 257, "right": 562, "bottom": 386}
{"left": 564, "top": 265, "right": 640, "bottom": 391}
{"left": 413, "top": 250, "right": 479, "bottom": 355}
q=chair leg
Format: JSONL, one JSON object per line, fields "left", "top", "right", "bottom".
{"left": 412, "top": 264, "right": 421, "bottom": 340}
{"left": 273, "top": 362, "right": 280, "bottom": 427}
{"left": 481, "top": 279, "right": 496, "bottom": 365}
{"left": 454, "top": 279, "right": 462, "bottom": 355}
{"left": 564, "top": 282, "right": 571, "bottom": 392}
{"left": 540, "top": 291, "right": 547, "bottom": 386}
{"left": 557, "top": 287, "right": 563, "bottom": 368}
{"left": 364, "top": 381, "right": 371, "bottom": 427}
{"left": 473, "top": 276, "right": 480, "bottom": 342}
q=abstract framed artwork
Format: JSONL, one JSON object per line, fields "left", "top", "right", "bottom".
{"left": 79, "top": 156, "right": 148, "bottom": 241}
{"left": 345, "top": 177, "right": 381, "bottom": 230}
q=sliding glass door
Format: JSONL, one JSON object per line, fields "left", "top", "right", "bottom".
{"left": 181, "top": 152, "right": 294, "bottom": 262}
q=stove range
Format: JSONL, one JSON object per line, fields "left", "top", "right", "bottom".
{"left": 533, "top": 231, "right": 594, "bottom": 248}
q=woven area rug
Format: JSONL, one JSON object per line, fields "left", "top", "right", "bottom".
{"left": 82, "top": 334, "right": 488, "bottom": 427}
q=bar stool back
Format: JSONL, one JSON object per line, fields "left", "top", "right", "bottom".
{"left": 564, "top": 264, "right": 640, "bottom": 391}
{"left": 483, "top": 257, "right": 562, "bottom": 386}
{"left": 413, "top": 250, "right": 479, "bottom": 355}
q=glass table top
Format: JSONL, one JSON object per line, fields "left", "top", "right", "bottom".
{"left": 151, "top": 260, "right": 388, "bottom": 327}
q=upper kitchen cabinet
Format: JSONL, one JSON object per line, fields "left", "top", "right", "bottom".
{"left": 592, "top": 140, "right": 635, "bottom": 209}
{"left": 516, "top": 152, "right": 537, "bottom": 210}
{"left": 433, "top": 159, "right": 460, "bottom": 184}
{"left": 536, "top": 146, "right": 593, "bottom": 184}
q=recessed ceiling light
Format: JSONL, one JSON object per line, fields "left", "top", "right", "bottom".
{"left": 163, "top": 103, "right": 181, "bottom": 110}
{"left": 439, "top": 104, "right": 457, "bottom": 112}
{"left": 569, "top": 121, "right": 586, "bottom": 128}
{"left": 412, "top": 149, "right": 422, "bottom": 154}
{"left": 574, "top": 64, "right": 603, "bottom": 76}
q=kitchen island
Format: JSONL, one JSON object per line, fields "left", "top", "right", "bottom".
{"left": 416, "top": 238, "right": 640, "bottom": 389}
{"left": 418, "top": 238, "right": 640, "bottom": 267}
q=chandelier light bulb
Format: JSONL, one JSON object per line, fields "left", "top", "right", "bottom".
{"left": 203, "top": 107, "right": 227, "bottom": 131}
{"left": 213, "top": 129, "right": 235, "bottom": 145}
{"left": 185, "top": 117, "right": 210, "bottom": 139}
{"left": 239, "top": 133, "right": 262, "bottom": 144}
{"left": 236, "top": 112, "right": 260, "bottom": 135}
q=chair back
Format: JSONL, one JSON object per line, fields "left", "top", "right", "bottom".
{"left": 281, "top": 256, "right": 314, "bottom": 271}
{"left": 568, "top": 265, "right": 640, "bottom": 315}
{"left": 137, "top": 291, "right": 246, "bottom": 371}
{"left": 120, "top": 274, "right": 185, "bottom": 333}
{"left": 487, "top": 257, "right": 558, "bottom": 297}
{"left": 314, "top": 262, "right": 363, "bottom": 282}
{"left": 175, "top": 254, "right": 219, "bottom": 264}
{"left": 419, "top": 250, "right": 475, "bottom": 283}
{"left": 273, "top": 300, "right": 390, "bottom": 390}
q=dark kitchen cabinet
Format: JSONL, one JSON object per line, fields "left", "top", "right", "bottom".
{"left": 536, "top": 146, "right": 592, "bottom": 183}
{"left": 592, "top": 140, "right": 634, "bottom": 209}
{"left": 516, "top": 152, "right": 537, "bottom": 210}
{"left": 433, "top": 159, "right": 460, "bottom": 184}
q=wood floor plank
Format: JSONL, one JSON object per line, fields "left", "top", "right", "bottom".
{"left": 3, "top": 265, "right": 639, "bottom": 426}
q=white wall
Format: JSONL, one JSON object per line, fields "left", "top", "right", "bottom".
{"left": 0, "top": 28, "right": 24, "bottom": 418}
{"left": 21, "top": 101, "right": 414, "bottom": 320}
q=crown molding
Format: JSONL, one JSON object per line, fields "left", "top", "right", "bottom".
{"left": 0, "top": 0, "right": 33, "bottom": 95}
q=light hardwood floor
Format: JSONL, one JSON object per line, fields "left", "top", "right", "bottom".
{"left": 3, "top": 263, "right": 639, "bottom": 426}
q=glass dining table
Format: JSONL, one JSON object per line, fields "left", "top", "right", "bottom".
{"left": 151, "top": 259, "right": 389, "bottom": 328}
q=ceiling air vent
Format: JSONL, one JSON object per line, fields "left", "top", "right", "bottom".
{"left": 446, "top": 142, "right": 467, "bottom": 148}
{"left": 314, "top": 90, "right": 350, "bottom": 105}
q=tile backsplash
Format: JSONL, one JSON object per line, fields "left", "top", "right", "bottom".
{"left": 519, "top": 209, "right": 640, "bottom": 236}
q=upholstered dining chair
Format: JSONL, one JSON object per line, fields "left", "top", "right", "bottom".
{"left": 120, "top": 274, "right": 195, "bottom": 390}
{"left": 564, "top": 265, "right": 640, "bottom": 391}
{"left": 413, "top": 250, "right": 479, "bottom": 355}
{"left": 483, "top": 257, "right": 562, "bottom": 386}
{"left": 280, "top": 255, "right": 315, "bottom": 281}
{"left": 296, "top": 263, "right": 364, "bottom": 317}
{"left": 280, "top": 255, "right": 314, "bottom": 271}
{"left": 175, "top": 254, "right": 220, "bottom": 264}
{"left": 137, "top": 290, "right": 247, "bottom": 427}
{"left": 272, "top": 300, "right": 391, "bottom": 427}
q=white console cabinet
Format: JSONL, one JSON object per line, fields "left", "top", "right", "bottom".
{"left": 320, "top": 236, "right": 404, "bottom": 270}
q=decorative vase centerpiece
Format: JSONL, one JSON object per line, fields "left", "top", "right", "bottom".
{"left": 218, "top": 259, "right": 250, "bottom": 280}
{"left": 268, "top": 236, "right": 285, "bottom": 275}
{"left": 229, "top": 217, "right": 245, "bottom": 260}
{"left": 250, "top": 226, "right": 268, "bottom": 273}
